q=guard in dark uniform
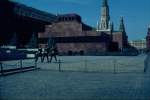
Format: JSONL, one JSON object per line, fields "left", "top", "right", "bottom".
{"left": 42, "top": 47, "right": 50, "bottom": 62}
{"left": 35, "top": 48, "right": 43, "bottom": 62}
{"left": 50, "top": 46, "right": 58, "bottom": 63}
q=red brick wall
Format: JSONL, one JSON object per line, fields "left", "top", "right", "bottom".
{"left": 38, "top": 21, "right": 99, "bottom": 38}
{"left": 84, "top": 31, "right": 99, "bottom": 36}
{"left": 57, "top": 43, "right": 107, "bottom": 55}
{"left": 39, "top": 22, "right": 82, "bottom": 38}
{"left": 147, "top": 28, "right": 150, "bottom": 50}
{"left": 112, "top": 32, "right": 123, "bottom": 49}
{"left": 147, "top": 36, "right": 150, "bottom": 50}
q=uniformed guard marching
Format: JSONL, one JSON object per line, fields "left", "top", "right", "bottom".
{"left": 50, "top": 46, "right": 58, "bottom": 63}
{"left": 35, "top": 48, "right": 43, "bottom": 62}
{"left": 42, "top": 47, "right": 50, "bottom": 62}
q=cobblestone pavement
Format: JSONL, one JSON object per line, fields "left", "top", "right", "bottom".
{"left": 0, "top": 54, "right": 150, "bottom": 100}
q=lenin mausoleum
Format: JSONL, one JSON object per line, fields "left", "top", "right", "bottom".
{"left": 38, "top": 0, "right": 128, "bottom": 55}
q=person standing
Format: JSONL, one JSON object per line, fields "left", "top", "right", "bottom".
{"left": 42, "top": 47, "right": 50, "bottom": 62}
{"left": 49, "top": 46, "right": 58, "bottom": 63}
{"left": 35, "top": 48, "right": 43, "bottom": 62}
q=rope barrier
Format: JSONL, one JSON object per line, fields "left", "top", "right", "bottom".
{"left": 55, "top": 58, "right": 144, "bottom": 73}
{"left": 22, "top": 62, "right": 34, "bottom": 65}
{"left": 0, "top": 59, "right": 37, "bottom": 76}
{"left": 2, "top": 60, "right": 35, "bottom": 67}
{"left": 117, "top": 62, "right": 143, "bottom": 67}
{"left": 2, "top": 62, "right": 20, "bottom": 67}
{"left": 60, "top": 59, "right": 142, "bottom": 67}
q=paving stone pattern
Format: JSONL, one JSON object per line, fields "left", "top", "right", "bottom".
{"left": 0, "top": 54, "right": 150, "bottom": 100}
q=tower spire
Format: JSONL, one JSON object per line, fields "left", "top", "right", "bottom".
{"left": 119, "top": 17, "right": 125, "bottom": 32}
{"left": 102, "top": 0, "right": 108, "bottom": 7}
{"left": 97, "top": 0, "right": 110, "bottom": 32}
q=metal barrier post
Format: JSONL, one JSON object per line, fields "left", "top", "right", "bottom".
{"left": 35, "top": 60, "right": 37, "bottom": 68}
{"left": 144, "top": 57, "right": 148, "bottom": 73}
{"left": 0, "top": 62, "right": 4, "bottom": 75}
{"left": 58, "top": 59, "right": 61, "bottom": 72}
{"left": 20, "top": 60, "right": 23, "bottom": 69}
{"left": 84, "top": 60, "right": 87, "bottom": 72}
{"left": 113, "top": 59, "right": 117, "bottom": 74}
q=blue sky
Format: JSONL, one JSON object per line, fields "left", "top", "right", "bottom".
{"left": 11, "top": 0, "right": 150, "bottom": 40}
